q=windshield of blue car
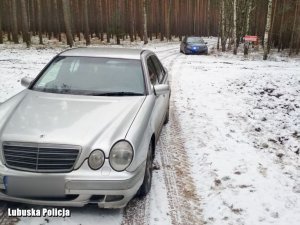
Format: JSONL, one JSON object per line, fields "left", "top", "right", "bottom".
{"left": 186, "top": 37, "right": 204, "bottom": 44}
{"left": 31, "top": 56, "right": 145, "bottom": 96}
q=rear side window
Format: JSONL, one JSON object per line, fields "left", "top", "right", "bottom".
{"left": 147, "top": 58, "right": 158, "bottom": 85}
{"left": 150, "top": 55, "right": 165, "bottom": 83}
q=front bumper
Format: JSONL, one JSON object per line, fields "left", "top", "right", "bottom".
{"left": 0, "top": 160, "right": 145, "bottom": 208}
{"left": 185, "top": 47, "right": 208, "bottom": 54}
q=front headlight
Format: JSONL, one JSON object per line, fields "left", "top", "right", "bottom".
{"left": 88, "top": 150, "right": 105, "bottom": 170}
{"left": 109, "top": 141, "right": 133, "bottom": 172}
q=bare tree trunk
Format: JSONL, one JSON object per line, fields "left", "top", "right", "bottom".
{"left": 296, "top": 34, "right": 300, "bottom": 54}
{"left": 143, "top": 0, "right": 148, "bottom": 44}
{"left": 289, "top": 0, "right": 299, "bottom": 55}
{"left": 99, "top": 0, "right": 104, "bottom": 41}
{"left": 11, "top": 0, "right": 19, "bottom": 44}
{"left": 53, "top": 0, "right": 61, "bottom": 42}
{"left": 217, "top": 7, "right": 221, "bottom": 50}
{"left": 20, "top": 0, "right": 30, "bottom": 48}
{"left": 166, "top": 0, "right": 172, "bottom": 40}
{"left": 233, "top": 0, "right": 237, "bottom": 54}
{"left": 106, "top": 0, "right": 110, "bottom": 43}
{"left": 278, "top": 0, "right": 285, "bottom": 52}
{"left": 207, "top": 0, "right": 210, "bottom": 36}
{"left": 129, "top": 0, "right": 134, "bottom": 42}
{"left": 296, "top": 13, "right": 300, "bottom": 55}
{"left": 193, "top": 0, "right": 197, "bottom": 34}
{"left": 5, "top": 0, "right": 12, "bottom": 42}
{"left": 46, "top": 0, "right": 53, "bottom": 40}
{"left": 74, "top": 0, "right": 81, "bottom": 40}
{"left": 263, "top": 0, "right": 273, "bottom": 60}
{"left": 36, "top": 0, "right": 43, "bottom": 44}
{"left": 83, "top": 0, "right": 91, "bottom": 45}
{"left": 159, "top": 0, "right": 164, "bottom": 41}
{"left": 0, "top": 0, "right": 3, "bottom": 44}
{"left": 117, "top": 0, "right": 123, "bottom": 45}
{"left": 221, "top": 0, "right": 226, "bottom": 52}
{"left": 62, "top": 0, "right": 73, "bottom": 47}
{"left": 268, "top": 0, "right": 277, "bottom": 52}
{"left": 245, "top": 0, "right": 253, "bottom": 35}
{"left": 20, "top": 0, "right": 30, "bottom": 47}
{"left": 227, "top": 33, "right": 232, "bottom": 50}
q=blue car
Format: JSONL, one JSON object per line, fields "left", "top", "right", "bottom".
{"left": 180, "top": 36, "right": 208, "bottom": 55}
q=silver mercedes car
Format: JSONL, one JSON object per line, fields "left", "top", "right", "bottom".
{"left": 0, "top": 47, "right": 170, "bottom": 208}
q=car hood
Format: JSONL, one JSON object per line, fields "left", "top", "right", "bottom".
{"left": 0, "top": 90, "right": 145, "bottom": 149}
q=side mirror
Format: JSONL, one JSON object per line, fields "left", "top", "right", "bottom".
{"left": 21, "top": 77, "right": 33, "bottom": 88}
{"left": 153, "top": 84, "right": 169, "bottom": 96}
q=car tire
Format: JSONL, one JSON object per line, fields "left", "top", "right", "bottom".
{"left": 136, "top": 142, "right": 153, "bottom": 197}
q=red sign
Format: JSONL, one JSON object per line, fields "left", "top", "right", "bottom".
{"left": 244, "top": 35, "right": 258, "bottom": 42}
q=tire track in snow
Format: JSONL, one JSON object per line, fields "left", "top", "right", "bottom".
{"left": 123, "top": 51, "right": 204, "bottom": 225}
{"left": 157, "top": 54, "right": 204, "bottom": 225}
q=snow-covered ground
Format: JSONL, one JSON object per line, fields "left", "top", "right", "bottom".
{"left": 168, "top": 48, "right": 300, "bottom": 224}
{"left": 0, "top": 39, "right": 299, "bottom": 225}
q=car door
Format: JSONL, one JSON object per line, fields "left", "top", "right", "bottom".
{"left": 148, "top": 55, "right": 168, "bottom": 135}
{"left": 146, "top": 56, "right": 161, "bottom": 136}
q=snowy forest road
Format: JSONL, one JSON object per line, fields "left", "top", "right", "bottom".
{"left": 1, "top": 37, "right": 298, "bottom": 225}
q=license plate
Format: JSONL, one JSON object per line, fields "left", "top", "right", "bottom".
{"left": 5, "top": 176, "right": 65, "bottom": 197}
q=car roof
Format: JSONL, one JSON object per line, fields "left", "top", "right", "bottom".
{"left": 186, "top": 36, "right": 203, "bottom": 39}
{"left": 59, "top": 47, "right": 146, "bottom": 60}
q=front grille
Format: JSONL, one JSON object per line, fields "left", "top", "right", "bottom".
{"left": 2, "top": 143, "right": 80, "bottom": 172}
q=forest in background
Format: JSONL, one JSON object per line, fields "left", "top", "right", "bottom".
{"left": 0, "top": 0, "right": 299, "bottom": 57}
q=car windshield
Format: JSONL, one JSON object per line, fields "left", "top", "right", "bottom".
{"left": 31, "top": 56, "right": 145, "bottom": 96}
{"left": 186, "top": 37, "right": 204, "bottom": 44}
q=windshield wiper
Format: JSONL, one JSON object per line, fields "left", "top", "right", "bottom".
{"left": 90, "top": 92, "right": 144, "bottom": 96}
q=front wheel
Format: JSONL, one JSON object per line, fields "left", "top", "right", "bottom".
{"left": 136, "top": 142, "right": 153, "bottom": 197}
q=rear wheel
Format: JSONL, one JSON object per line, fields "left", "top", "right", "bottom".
{"left": 137, "top": 142, "right": 153, "bottom": 197}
